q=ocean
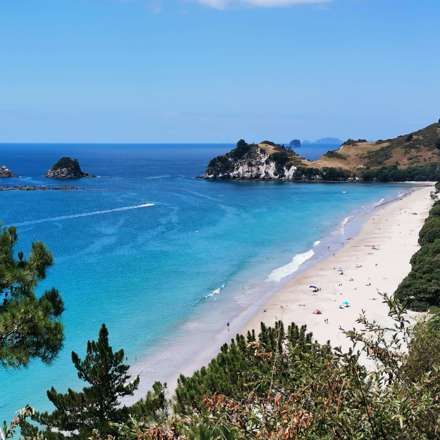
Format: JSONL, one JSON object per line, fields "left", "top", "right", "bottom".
{"left": 0, "top": 143, "right": 411, "bottom": 420}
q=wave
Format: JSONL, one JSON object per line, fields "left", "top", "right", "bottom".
{"left": 266, "top": 249, "right": 315, "bottom": 283}
{"left": 12, "top": 203, "right": 155, "bottom": 227}
{"left": 313, "top": 240, "right": 321, "bottom": 247}
{"left": 202, "top": 284, "right": 225, "bottom": 301}
{"left": 339, "top": 215, "right": 354, "bottom": 233}
{"left": 373, "top": 198, "right": 386, "bottom": 207}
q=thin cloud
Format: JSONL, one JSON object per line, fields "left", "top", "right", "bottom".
{"left": 197, "top": 0, "right": 330, "bottom": 9}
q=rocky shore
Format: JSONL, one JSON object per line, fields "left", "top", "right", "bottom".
{"left": 0, "top": 165, "right": 15, "bottom": 178}
{"left": 0, "top": 185, "right": 77, "bottom": 191}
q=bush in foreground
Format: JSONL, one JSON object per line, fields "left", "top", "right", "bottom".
{"left": 396, "top": 199, "right": 440, "bottom": 310}
{"left": 6, "top": 296, "right": 440, "bottom": 439}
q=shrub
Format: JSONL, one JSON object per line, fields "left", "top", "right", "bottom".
{"left": 324, "top": 150, "right": 346, "bottom": 160}
{"left": 395, "top": 199, "right": 440, "bottom": 310}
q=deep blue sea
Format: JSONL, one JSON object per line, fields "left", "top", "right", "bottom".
{"left": 0, "top": 143, "right": 411, "bottom": 421}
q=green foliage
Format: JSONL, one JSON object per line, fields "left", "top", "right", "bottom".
{"left": 174, "top": 321, "right": 333, "bottom": 415}
{"left": 360, "top": 164, "right": 440, "bottom": 182}
{"left": 395, "top": 200, "right": 440, "bottom": 310}
{"left": 230, "top": 140, "right": 252, "bottom": 159}
{"left": 323, "top": 150, "right": 346, "bottom": 160}
{"left": 364, "top": 145, "right": 393, "bottom": 167}
{"left": 51, "top": 157, "right": 82, "bottom": 172}
{"left": 130, "top": 381, "right": 168, "bottom": 422}
{"left": 206, "top": 155, "right": 234, "bottom": 176}
{"left": 89, "top": 297, "right": 440, "bottom": 439}
{"left": 342, "top": 138, "right": 367, "bottom": 145}
{"left": 294, "top": 166, "right": 352, "bottom": 181}
{"left": 0, "top": 227, "right": 64, "bottom": 368}
{"left": 268, "top": 150, "right": 291, "bottom": 174}
{"left": 21, "top": 324, "right": 140, "bottom": 439}
{"left": 403, "top": 314, "right": 440, "bottom": 381}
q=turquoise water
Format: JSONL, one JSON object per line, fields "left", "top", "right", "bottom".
{"left": 0, "top": 144, "right": 410, "bottom": 420}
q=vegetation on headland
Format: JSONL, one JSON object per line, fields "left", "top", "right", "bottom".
{"left": 204, "top": 119, "right": 440, "bottom": 182}
{"left": 395, "top": 187, "right": 440, "bottom": 311}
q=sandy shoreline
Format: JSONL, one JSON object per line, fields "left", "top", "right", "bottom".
{"left": 244, "top": 185, "right": 434, "bottom": 350}
{"left": 129, "top": 184, "right": 434, "bottom": 402}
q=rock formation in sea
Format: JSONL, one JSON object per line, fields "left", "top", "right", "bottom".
{"left": 46, "top": 157, "right": 93, "bottom": 179}
{"left": 0, "top": 165, "right": 15, "bottom": 178}
{"left": 289, "top": 139, "right": 302, "bottom": 148}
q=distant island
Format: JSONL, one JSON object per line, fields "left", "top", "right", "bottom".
{"left": 303, "top": 137, "right": 343, "bottom": 145}
{"left": 0, "top": 165, "right": 15, "bottom": 178}
{"left": 289, "top": 139, "right": 302, "bottom": 148}
{"left": 46, "top": 157, "right": 93, "bottom": 179}
{"left": 203, "top": 120, "right": 440, "bottom": 182}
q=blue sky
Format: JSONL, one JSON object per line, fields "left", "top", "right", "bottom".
{"left": 1, "top": 0, "right": 439, "bottom": 142}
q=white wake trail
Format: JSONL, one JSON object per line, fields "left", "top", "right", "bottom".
{"left": 13, "top": 203, "right": 155, "bottom": 227}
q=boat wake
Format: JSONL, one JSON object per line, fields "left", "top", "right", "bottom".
{"left": 12, "top": 203, "right": 155, "bottom": 227}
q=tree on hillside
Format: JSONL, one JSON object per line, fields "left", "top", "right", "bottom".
{"left": 0, "top": 226, "right": 64, "bottom": 368}
{"left": 21, "top": 324, "right": 140, "bottom": 439}
{"left": 236, "top": 139, "right": 247, "bottom": 149}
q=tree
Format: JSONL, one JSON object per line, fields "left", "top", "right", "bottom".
{"left": 22, "top": 324, "right": 140, "bottom": 439}
{"left": 236, "top": 139, "right": 247, "bottom": 149}
{"left": 0, "top": 226, "right": 64, "bottom": 368}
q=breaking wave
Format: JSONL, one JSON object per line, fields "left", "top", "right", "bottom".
{"left": 266, "top": 249, "right": 315, "bottom": 283}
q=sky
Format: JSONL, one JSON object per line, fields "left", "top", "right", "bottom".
{"left": 1, "top": 0, "right": 439, "bottom": 143}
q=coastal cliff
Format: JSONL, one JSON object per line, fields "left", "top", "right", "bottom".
{"left": 0, "top": 165, "right": 15, "bottom": 178}
{"left": 204, "top": 139, "right": 352, "bottom": 181}
{"left": 204, "top": 120, "right": 440, "bottom": 182}
{"left": 46, "top": 157, "right": 92, "bottom": 179}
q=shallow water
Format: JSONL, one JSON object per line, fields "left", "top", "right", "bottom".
{"left": 0, "top": 144, "right": 410, "bottom": 420}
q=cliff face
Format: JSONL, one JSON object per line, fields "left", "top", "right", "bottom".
{"left": 204, "top": 141, "right": 308, "bottom": 180}
{"left": 46, "top": 157, "right": 92, "bottom": 179}
{"left": 0, "top": 165, "right": 15, "bottom": 178}
{"left": 204, "top": 120, "right": 440, "bottom": 182}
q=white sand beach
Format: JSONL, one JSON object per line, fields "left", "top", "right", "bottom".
{"left": 130, "top": 185, "right": 435, "bottom": 403}
{"left": 244, "top": 185, "right": 435, "bottom": 350}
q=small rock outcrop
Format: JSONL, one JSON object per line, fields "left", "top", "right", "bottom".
{"left": 0, "top": 165, "right": 15, "bottom": 178}
{"left": 46, "top": 157, "right": 92, "bottom": 179}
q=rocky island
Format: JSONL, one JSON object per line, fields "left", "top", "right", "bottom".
{"left": 46, "top": 157, "right": 93, "bottom": 179}
{"left": 0, "top": 165, "right": 15, "bottom": 178}
{"left": 203, "top": 120, "right": 440, "bottom": 182}
{"left": 289, "top": 139, "right": 302, "bottom": 148}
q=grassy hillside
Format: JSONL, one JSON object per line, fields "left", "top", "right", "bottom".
{"left": 311, "top": 120, "right": 440, "bottom": 176}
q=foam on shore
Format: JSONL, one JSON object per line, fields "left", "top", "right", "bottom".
{"left": 266, "top": 249, "right": 315, "bottom": 283}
